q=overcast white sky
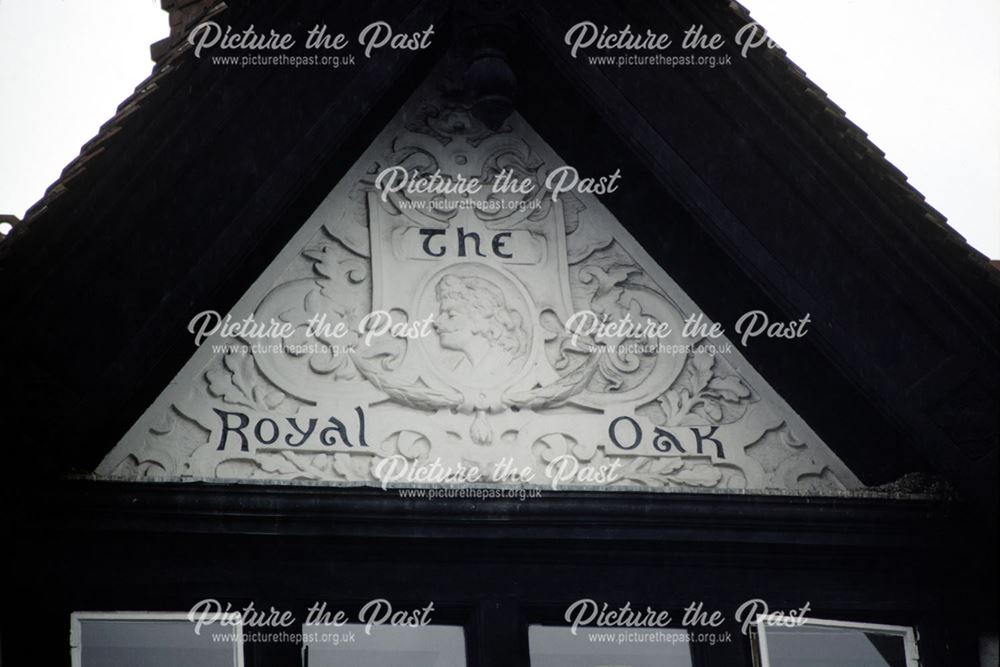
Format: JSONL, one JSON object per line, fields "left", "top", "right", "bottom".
{"left": 0, "top": 1, "right": 164, "bottom": 228}
{"left": 745, "top": 0, "right": 1000, "bottom": 258}
{"left": 0, "top": 0, "right": 997, "bottom": 257}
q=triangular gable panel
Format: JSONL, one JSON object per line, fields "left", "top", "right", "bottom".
{"left": 98, "top": 73, "right": 860, "bottom": 494}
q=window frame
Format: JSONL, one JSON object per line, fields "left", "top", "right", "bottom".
{"left": 69, "top": 611, "right": 245, "bottom": 667}
{"left": 300, "top": 621, "right": 468, "bottom": 667}
{"left": 525, "top": 622, "right": 697, "bottom": 666}
{"left": 753, "top": 615, "right": 919, "bottom": 667}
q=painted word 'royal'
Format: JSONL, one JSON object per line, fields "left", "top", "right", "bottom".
{"left": 213, "top": 407, "right": 369, "bottom": 452}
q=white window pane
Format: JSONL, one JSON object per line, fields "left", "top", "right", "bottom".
{"left": 762, "top": 625, "right": 910, "bottom": 667}
{"left": 528, "top": 624, "right": 693, "bottom": 667}
{"left": 303, "top": 623, "right": 466, "bottom": 667}
{"left": 78, "top": 618, "right": 239, "bottom": 667}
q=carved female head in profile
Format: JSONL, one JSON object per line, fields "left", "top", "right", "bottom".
{"left": 433, "top": 274, "right": 528, "bottom": 374}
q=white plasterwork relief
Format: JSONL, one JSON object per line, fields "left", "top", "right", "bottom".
{"left": 99, "top": 85, "right": 860, "bottom": 494}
